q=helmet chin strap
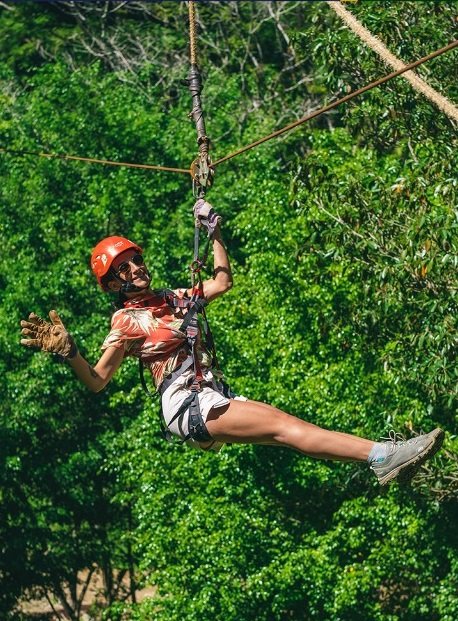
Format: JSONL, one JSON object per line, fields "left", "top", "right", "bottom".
{"left": 110, "top": 268, "right": 151, "bottom": 295}
{"left": 120, "top": 281, "right": 146, "bottom": 294}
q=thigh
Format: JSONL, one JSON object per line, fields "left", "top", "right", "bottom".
{"left": 205, "top": 398, "right": 296, "bottom": 445}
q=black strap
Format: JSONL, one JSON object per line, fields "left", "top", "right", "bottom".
{"left": 187, "top": 389, "right": 212, "bottom": 442}
{"left": 179, "top": 297, "right": 208, "bottom": 333}
{"left": 139, "top": 359, "right": 159, "bottom": 399}
{"left": 158, "top": 355, "right": 194, "bottom": 395}
{"left": 163, "top": 288, "right": 193, "bottom": 309}
{"left": 161, "top": 390, "right": 211, "bottom": 444}
{"left": 158, "top": 392, "right": 195, "bottom": 444}
{"left": 167, "top": 392, "right": 195, "bottom": 429}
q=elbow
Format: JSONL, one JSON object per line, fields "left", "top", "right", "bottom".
{"left": 91, "top": 379, "right": 108, "bottom": 393}
{"left": 218, "top": 277, "right": 233, "bottom": 295}
{"left": 220, "top": 272, "right": 234, "bottom": 293}
{"left": 213, "top": 267, "right": 232, "bottom": 293}
{"left": 205, "top": 273, "right": 233, "bottom": 302}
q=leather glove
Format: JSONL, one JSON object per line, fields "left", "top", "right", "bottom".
{"left": 20, "top": 310, "right": 78, "bottom": 359}
{"left": 193, "top": 199, "right": 222, "bottom": 238}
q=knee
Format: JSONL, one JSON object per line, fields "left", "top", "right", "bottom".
{"left": 273, "top": 414, "right": 304, "bottom": 445}
{"left": 247, "top": 402, "right": 291, "bottom": 443}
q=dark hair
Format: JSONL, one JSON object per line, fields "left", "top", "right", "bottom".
{"left": 100, "top": 273, "right": 112, "bottom": 292}
{"left": 100, "top": 269, "right": 126, "bottom": 311}
{"left": 113, "top": 291, "right": 128, "bottom": 311}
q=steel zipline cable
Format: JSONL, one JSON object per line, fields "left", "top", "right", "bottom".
{"left": 0, "top": 147, "right": 189, "bottom": 174}
{"left": 212, "top": 38, "right": 458, "bottom": 168}
{"left": 1, "top": 39, "right": 457, "bottom": 176}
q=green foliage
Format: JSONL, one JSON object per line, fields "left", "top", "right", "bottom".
{"left": 1, "top": 2, "right": 457, "bottom": 620}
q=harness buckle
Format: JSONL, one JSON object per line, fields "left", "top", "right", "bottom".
{"left": 186, "top": 327, "right": 199, "bottom": 340}
{"left": 189, "top": 379, "right": 202, "bottom": 392}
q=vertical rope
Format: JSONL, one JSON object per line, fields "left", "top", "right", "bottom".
{"left": 186, "top": 0, "right": 213, "bottom": 197}
{"left": 327, "top": 1, "right": 458, "bottom": 123}
{"left": 188, "top": 1, "right": 198, "bottom": 66}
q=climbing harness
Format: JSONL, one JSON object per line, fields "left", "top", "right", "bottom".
{"left": 137, "top": 288, "right": 218, "bottom": 444}
{"left": 158, "top": 292, "right": 215, "bottom": 444}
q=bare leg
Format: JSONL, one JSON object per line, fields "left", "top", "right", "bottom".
{"left": 204, "top": 399, "right": 374, "bottom": 461}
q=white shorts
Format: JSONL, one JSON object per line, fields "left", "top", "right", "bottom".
{"left": 161, "top": 368, "right": 247, "bottom": 451}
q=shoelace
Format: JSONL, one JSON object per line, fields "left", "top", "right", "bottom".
{"left": 379, "top": 430, "right": 406, "bottom": 447}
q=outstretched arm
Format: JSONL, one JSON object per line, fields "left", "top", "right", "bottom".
{"left": 66, "top": 345, "right": 124, "bottom": 393}
{"left": 20, "top": 310, "right": 124, "bottom": 392}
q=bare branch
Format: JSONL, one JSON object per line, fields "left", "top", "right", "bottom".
{"left": 76, "top": 566, "right": 96, "bottom": 618}
{"left": 44, "top": 590, "right": 65, "bottom": 621}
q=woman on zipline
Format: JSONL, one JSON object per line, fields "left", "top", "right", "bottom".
{"left": 20, "top": 200, "right": 443, "bottom": 486}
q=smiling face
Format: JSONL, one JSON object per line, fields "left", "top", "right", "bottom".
{"left": 109, "top": 249, "right": 151, "bottom": 292}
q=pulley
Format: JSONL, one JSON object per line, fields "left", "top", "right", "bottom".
{"left": 190, "top": 148, "right": 214, "bottom": 198}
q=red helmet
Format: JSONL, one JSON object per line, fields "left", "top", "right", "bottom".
{"left": 90, "top": 236, "right": 142, "bottom": 290}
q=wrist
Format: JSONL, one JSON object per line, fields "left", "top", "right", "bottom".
{"left": 212, "top": 224, "right": 222, "bottom": 239}
{"left": 66, "top": 340, "right": 79, "bottom": 359}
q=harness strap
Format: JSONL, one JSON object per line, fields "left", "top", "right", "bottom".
{"left": 157, "top": 392, "right": 195, "bottom": 444}
{"left": 160, "top": 388, "right": 212, "bottom": 444}
{"left": 188, "top": 389, "right": 212, "bottom": 442}
{"left": 158, "top": 355, "right": 194, "bottom": 396}
{"left": 163, "top": 289, "right": 193, "bottom": 309}
{"left": 178, "top": 297, "right": 207, "bottom": 333}
{"left": 137, "top": 289, "right": 215, "bottom": 445}
{"left": 168, "top": 392, "right": 195, "bottom": 430}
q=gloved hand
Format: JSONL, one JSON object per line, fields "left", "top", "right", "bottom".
{"left": 193, "top": 199, "right": 222, "bottom": 238}
{"left": 20, "top": 310, "right": 78, "bottom": 359}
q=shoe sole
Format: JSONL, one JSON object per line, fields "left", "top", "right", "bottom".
{"left": 378, "top": 428, "right": 444, "bottom": 486}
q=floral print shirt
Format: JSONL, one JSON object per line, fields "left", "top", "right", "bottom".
{"left": 101, "top": 289, "right": 211, "bottom": 388}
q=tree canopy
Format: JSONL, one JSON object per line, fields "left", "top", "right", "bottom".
{"left": 1, "top": 2, "right": 457, "bottom": 620}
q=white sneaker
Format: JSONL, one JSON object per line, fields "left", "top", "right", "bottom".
{"left": 371, "top": 428, "right": 444, "bottom": 486}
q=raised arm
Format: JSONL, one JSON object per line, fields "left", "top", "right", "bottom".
{"left": 20, "top": 310, "right": 124, "bottom": 392}
{"left": 201, "top": 225, "right": 233, "bottom": 302}
{"left": 192, "top": 199, "right": 233, "bottom": 303}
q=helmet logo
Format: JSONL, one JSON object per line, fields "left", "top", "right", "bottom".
{"left": 114, "top": 241, "right": 124, "bottom": 248}
{"left": 101, "top": 253, "right": 108, "bottom": 266}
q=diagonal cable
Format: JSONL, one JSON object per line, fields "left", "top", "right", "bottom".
{"left": 212, "top": 38, "right": 458, "bottom": 168}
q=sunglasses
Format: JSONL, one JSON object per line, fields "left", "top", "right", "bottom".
{"left": 117, "top": 254, "right": 145, "bottom": 275}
